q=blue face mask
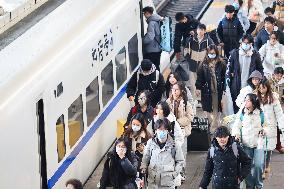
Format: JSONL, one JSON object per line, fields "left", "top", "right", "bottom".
{"left": 241, "top": 43, "right": 251, "bottom": 51}
{"left": 208, "top": 53, "right": 216, "bottom": 59}
{"left": 156, "top": 130, "right": 168, "bottom": 142}
{"left": 232, "top": 2, "right": 239, "bottom": 10}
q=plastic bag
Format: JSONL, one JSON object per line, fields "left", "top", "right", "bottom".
{"left": 221, "top": 86, "right": 234, "bottom": 116}
{"left": 171, "top": 60, "right": 189, "bottom": 81}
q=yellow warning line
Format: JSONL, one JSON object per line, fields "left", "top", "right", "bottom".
{"left": 211, "top": 1, "right": 227, "bottom": 8}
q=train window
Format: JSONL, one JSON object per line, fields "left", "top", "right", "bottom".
{"left": 86, "top": 77, "right": 100, "bottom": 126}
{"left": 68, "top": 95, "right": 84, "bottom": 148}
{"left": 115, "top": 47, "right": 127, "bottom": 89}
{"left": 128, "top": 34, "right": 139, "bottom": 72}
{"left": 101, "top": 61, "right": 114, "bottom": 106}
{"left": 56, "top": 115, "right": 66, "bottom": 162}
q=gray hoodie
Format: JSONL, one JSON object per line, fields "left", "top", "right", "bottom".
{"left": 143, "top": 14, "right": 162, "bottom": 53}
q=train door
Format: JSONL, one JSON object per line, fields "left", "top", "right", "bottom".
{"left": 139, "top": 0, "right": 145, "bottom": 54}
{"left": 36, "top": 99, "right": 48, "bottom": 189}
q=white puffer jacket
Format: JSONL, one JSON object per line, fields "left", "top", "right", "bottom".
{"left": 235, "top": 85, "right": 254, "bottom": 108}
{"left": 259, "top": 41, "right": 284, "bottom": 77}
{"left": 243, "top": 0, "right": 264, "bottom": 23}
{"left": 141, "top": 137, "right": 184, "bottom": 188}
{"left": 261, "top": 93, "right": 284, "bottom": 150}
{"left": 232, "top": 108, "right": 266, "bottom": 148}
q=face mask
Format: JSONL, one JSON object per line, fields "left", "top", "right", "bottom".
{"left": 116, "top": 147, "right": 126, "bottom": 154}
{"left": 156, "top": 130, "right": 168, "bottom": 142}
{"left": 208, "top": 53, "right": 216, "bottom": 59}
{"left": 138, "top": 96, "right": 146, "bottom": 106}
{"left": 232, "top": 2, "right": 240, "bottom": 10}
{"left": 132, "top": 124, "right": 141, "bottom": 132}
{"left": 241, "top": 43, "right": 251, "bottom": 51}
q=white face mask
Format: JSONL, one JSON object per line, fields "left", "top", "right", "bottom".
{"left": 116, "top": 147, "right": 126, "bottom": 154}
{"left": 156, "top": 130, "right": 168, "bottom": 142}
{"left": 132, "top": 124, "right": 141, "bottom": 132}
{"left": 241, "top": 43, "right": 251, "bottom": 51}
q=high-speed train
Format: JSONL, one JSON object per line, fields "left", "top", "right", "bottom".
{"left": 0, "top": 0, "right": 171, "bottom": 188}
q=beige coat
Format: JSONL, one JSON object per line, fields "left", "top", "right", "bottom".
{"left": 166, "top": 98, "right": 194, "bottom": 136}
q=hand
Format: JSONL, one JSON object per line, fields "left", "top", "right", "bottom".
{"left": 195, "top": 90, "right": 201, "bottom": 97}
{"left": 176, "top": 52, "right": 181, "bottom": 60}
{"left": 238, "top": 178, "right": 241, "bottom": 184}
{"left": 129, "top": 96, "right": 134, "bottom": 101}
{"left": 235, "top": 135, "right": 241, "bottom": 141}
{"left": 190, "top": 30, "right": 195, "bottom": 36}
{"left": 117, "top": 149, "right": 126, "bottom": 159}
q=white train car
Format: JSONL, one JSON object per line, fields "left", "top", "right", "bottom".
{"left": 0, "top": 0, "right": 170, "bottom": 188}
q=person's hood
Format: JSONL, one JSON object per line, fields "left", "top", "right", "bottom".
{"left": 212, "top": 136, "right": 234, "bottom": 149}
{"left": 147, "top": 14, "right": 162, "bottom": 23}
{"left": 248, "top": 70, "right": 263, "bottom": 80}
{"left": 247, "top": 70, "right": 262, "bottom": 88}
{"left": 138, "top": 63, "right": 156, "bottom": 76}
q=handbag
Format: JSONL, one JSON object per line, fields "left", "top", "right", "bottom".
{"left": 170, "top": 60, "right": 189, "bottom": 81}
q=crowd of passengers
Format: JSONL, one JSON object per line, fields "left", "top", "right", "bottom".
{"left": 65, "top": 1, "right": 284, "bottom": 189}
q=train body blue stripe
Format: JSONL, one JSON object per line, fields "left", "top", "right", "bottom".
{"left": 47, "top": 84, "right": 127, "bottom": 188}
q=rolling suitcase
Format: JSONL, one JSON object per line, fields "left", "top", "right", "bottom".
{"left": 187, "top": 117, "right": 211, "bottom": 151}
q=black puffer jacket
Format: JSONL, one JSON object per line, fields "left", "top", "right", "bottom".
{"left": 173, "top": 14, "right": 200, "bottom": 53}
{"left": 99, "top": 151, "right": 138, "bottom": 189}
{"left": 126, "top": 65, "right": 165, "bottom": 107}
{"left": 199, "top": 137, "right": 252, "bottom": 189}
{"left": 195, "top": 60, "right": 226, "bottom": 112}
{"left": 217, "top": 16, "right": 243, "bottom": 50}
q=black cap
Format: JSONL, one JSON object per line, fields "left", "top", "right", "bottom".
{"left": 225, "top": 5, "right": 235, "bottom": 13}
{"left": 214, "top": 126, "right": 230, "bottom": 138}
{"left": 141, "top": 59, "right": 153, "bottom": 71}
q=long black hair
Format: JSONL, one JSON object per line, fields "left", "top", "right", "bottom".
{"left": 242, "top": 93, "right": 262, "bottom": 114}
{"left": 156, "top": 101, "right": 171, "bottom": 117}
{"left": 165, "top": 72, "right": 183, "bottom": 97}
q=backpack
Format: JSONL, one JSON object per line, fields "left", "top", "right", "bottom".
{"left": 154, "top": 17, "right": 173, "bottom": 52}
{"left": 209, "top": 142, "right": 239, "bottom": 158}
{"left": 136, "top": 70, "right": 160, "bottom": 88}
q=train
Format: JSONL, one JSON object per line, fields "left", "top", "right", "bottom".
{"left": 0, "top": 0, "right": 171, "bottom": 188}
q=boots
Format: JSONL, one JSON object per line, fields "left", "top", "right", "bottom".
{"left": 276, "top": 128, "right": 284, "bottom": 153}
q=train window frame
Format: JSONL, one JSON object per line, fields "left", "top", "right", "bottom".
{"left": 101, "top": 61, "right": 114, "bottom": 106}
{"left": 115, "top": 46, "right": 127, "bottom": 89}
{"left": 128, "top": 34, "right": 139, "bottom": 73}
{"left": 68, "top": 94, "right": 84, "bottom": 148}
{"left": 56, "top": 114, "right": 66, "bottom": 162}
{"left": 86, "top": 77, "right": 100, "bottom": 126}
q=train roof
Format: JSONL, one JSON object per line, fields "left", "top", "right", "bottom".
{"left": 0, "top": 0, "right": 119, "bottom": 108}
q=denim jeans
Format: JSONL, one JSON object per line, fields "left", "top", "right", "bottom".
{"left": 243, "top": 146, "right": 264, "bottom": 189}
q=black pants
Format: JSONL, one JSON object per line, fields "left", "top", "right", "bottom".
{"left": 144, "top": 52, "right": 161, "bottom": 71}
